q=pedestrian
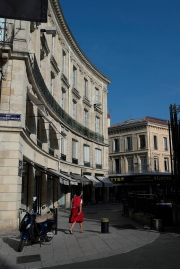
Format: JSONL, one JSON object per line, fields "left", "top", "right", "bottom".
{"left": 69, "top": 190, "right": 84, "bottom": 234}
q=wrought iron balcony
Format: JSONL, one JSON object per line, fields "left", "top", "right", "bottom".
{"left": 49, "top": 147, "right": 54, "bottom": 156}
{"left": 72, "top": 158, "right": 78, "bottom": 164}
{"left": 30, "top": 54, "right": 104, "bottom": 144}
{"left": 61, "top": 153, "right": 66, "bottom": 161}
{"left": 96, "top": 164, "right": 102, "bottom": 169}
{"left": 84, "top": 161, "right": 90, "bottom": 167}
{"left": 37, "top": 139, "right": 42, "bottom": 149}
{"left": 0, "top": 21, "right": 14, "bottom": 45}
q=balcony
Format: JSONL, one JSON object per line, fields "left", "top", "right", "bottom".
{"left": 96, "top": 164, "right": 102, "bottom": 169}
{"left": 49, "top": 148, "right": 54, "bottom": 156}
{"left": 0, "top": 22, "right": 14, "bottom": 45}
{"left": 72, "top": 158, "right": 78, "bottom": 165}
{"left": 25, "top": 126, "right": 31, "bottom": 137}
{"left": 84, "top": 161, "right": 90, "bottom": 167}
{"left": 37, "top": 139, "right": 42, "bottom": 149}
{"left": 30, "top": 54, "right": 104, "bottom": 144}
{"left": 61, "top": 154, "right": 66, "bottom": 161}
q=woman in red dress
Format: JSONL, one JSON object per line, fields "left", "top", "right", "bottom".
{"left": 69, "top": 191, "right": 84, "bottom": 234}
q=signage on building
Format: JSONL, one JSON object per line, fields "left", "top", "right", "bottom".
{"left": 0, "top": 113, "right": 21, "bottom": 121}
{"left": 109, "top": 174, "right": 172, "bottom": 184}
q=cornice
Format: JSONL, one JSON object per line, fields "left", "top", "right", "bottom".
{"left": 50, "top": 0, "right": 111, "bottom": 85}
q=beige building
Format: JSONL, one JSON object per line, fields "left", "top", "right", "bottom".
{"left": 0, "top": 0, "right": 111, "bottom": 230}
{"left": 108, "top": 117, "right": 172, "bottom": 194}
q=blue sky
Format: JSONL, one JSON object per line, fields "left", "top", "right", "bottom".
{"left": 60, "top": 0, "right": 180, "bottom": 125}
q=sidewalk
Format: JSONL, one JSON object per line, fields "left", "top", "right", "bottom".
{"left": 0, "top": 203, "right": 159, "bottom": 269}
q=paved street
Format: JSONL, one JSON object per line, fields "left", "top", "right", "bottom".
{"left": 0, "top": 203, "right": 167, "bottom": 269}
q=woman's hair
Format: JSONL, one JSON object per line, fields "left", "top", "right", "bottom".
{"left": 76, "top": 190, "right": 81, "bottom": 196}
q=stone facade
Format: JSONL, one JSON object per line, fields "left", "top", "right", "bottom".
{"left": 108, "top": 117, "right": 171, "bottom": 174}
{"left": 0, "top": 1, "right": 110, "bottom": 230}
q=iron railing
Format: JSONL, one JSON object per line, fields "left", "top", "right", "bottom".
{"left": 49, "top": 148, "right": 54, "bottom": 156}
{"left": 61, "top": 154, "right": 66, "bottom": 161}
{"left": 96, "top": 164, "right": 102, "bottom": 169}
{"left": 128, "top": 192, "right": 157, "bottom": 217}
{"left": 37, "top": 139, "right": 42, "bottom": 149}
{"left": 72, "top": 158, "right": 78, "bottom": 164}
{"left": 30, "top": 54, "right": 104, "bottom": 144}
{"left": 0, "top": 21, "right": 14, "bottom": 44}
{"left": 84, "top": 161, "right": 90, "bottom": 167}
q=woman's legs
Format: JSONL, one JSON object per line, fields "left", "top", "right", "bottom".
{"left": 69, "top": 221, "right": 76, "bottom": 232}
{"left": 79, "top": 222, "right": 83, "bottom": 232}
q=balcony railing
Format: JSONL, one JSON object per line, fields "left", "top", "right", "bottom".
{"left": 84, "top": 161, "right": 90, "bottom": 167}
{"left": 96, "top": 164, "right": 102, "bottom": 169}
{"left": 25, "top": 126, "right": 31, "bottom": 137}
{"left": 61, "top": 154, "right": 66, "bottom": 161}
{"left": 37, "top": 139, "right": 42, "bottom": 149}
{"left": 0, "top": 22, "right": 14, "bottom": 45}
{"left": 49, "top": 148, "right": 54, "bottom": 156}
{"left": 30, "top": 54, "right": 104, "bottom": 144}
{"left": 72, "top": 158, "right": 78, "bottom": 164}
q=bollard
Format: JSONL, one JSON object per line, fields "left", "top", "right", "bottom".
{"left": 101, "top": 218, "right": 109, "bottom": 233}
{"left": 153, "top": 219, "right": 162, "bottom": 232}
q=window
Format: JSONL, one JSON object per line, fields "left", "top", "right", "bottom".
{"left": 50, "top": 72, "right": 54, "bottom": 95}
{"left": 0, "top": 18, "right": 5, "bottom": 42}
{"left": 52, "top": 36, "right": 54, "bottom": 55}
{"left": 154, "top": 157, "right": 158, "bottom": 171}
{"left": 154, "top": 136, "right": 158, "bottom": 150}
{"left": 128, "top": 158, "right": 134, "bottom": 173}
{"left": 114, "top": 159, "right": 120, "bottom": 174}
{"left": 61, "top": 135, "right": 66, "bottom": 154}
{"left": 126, "top": 136, "right": 132, "bottom": 151}
{"left": 73, "top": 66, "right": 77, "bottom": 88}
{"left": 95, "top": 116, "right": 100, "bottom": 133}
{"left": 95, "top": 88, "right": 99, "bottom": 102}
{"left": 61, "top": 88, "right": 65, "bottom": 109}
{"left": 84, "top": 145, "right": 90, "bottom": 166}
{"left": 163, "top": 137, "right": 168, "bottom": 151}
{"left": 164, "top": 158, "right": 169, "bottom": 172}
{"left": 62, "top": 50, "right": 66, "bottom": 73}
{"left": 84, "top": 109, "right": 88, "bottom": 127}
{"left": 72, "top": 100, "right": 76, "bottom": 119}
{"left": 72, "top": 140, "right": 78, "bottom": 163}
{"left": 113, "top": 138, "right": 119, "bottom": 152}
{"left": 84, "top": 78, "right": 88, "bottom": 97}
{"left": 95, "top": 149, "right": 102, "bottom": 168}
{"left": 139, "top": 135, "right": 146, "bottom": 149}
{"left": 141, "top": 157, "right": 147, "bottom": 172}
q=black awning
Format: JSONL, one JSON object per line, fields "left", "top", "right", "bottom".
{"left": 71, "top": 173, "right": 91, "bottom": 185}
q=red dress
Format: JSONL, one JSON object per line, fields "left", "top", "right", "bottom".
{"left": 69, "top": 196, "right": 84, "bottom": 223}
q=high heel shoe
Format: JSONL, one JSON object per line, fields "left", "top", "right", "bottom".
{"left": 69, "top": 229, "right": 73, "bottom": 234}
{"left": 80, "top": 230, "right": 84, "bottom": 233}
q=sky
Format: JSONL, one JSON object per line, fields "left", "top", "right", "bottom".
{"left": 60, "top": 0, "right": 180, "bottom": 125}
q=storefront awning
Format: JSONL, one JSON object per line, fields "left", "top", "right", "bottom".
{"left": 47, "top": 169, "right": 69, "bottom": 185}
{"left": 96, "top": 176, "right": 113, "bottom": 187}
{"left": 84, "top": 175, "right": 103, "bottom": 188}
{"left": 71, "top": 173, "right": 91, "bottom": 185}
{"left": 60, "top": 171, "right": 78, "bottom": 186}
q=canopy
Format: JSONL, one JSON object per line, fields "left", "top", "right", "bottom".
{"left": 84, "top": 175, "right": 102, "bottom": 188}
{"left": 71, "top": 173, "right": 91, "bottom": 185}
{"left": 96, "top": 176, "right": 113, "bottom": 187}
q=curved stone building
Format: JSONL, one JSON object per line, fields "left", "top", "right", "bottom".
{"left": 0, "top": 0, "right": 111, "bottom": 230}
